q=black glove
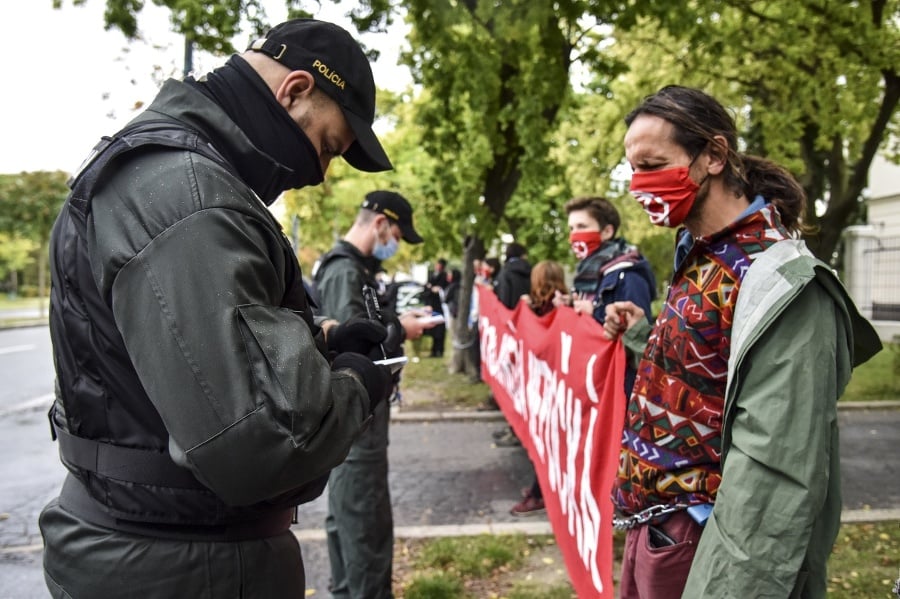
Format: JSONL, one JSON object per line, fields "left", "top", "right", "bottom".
{"left": 381, "top": 312, "right": 405, "bottom": 357}
{"left": 327, "top": 316, "right": 388, "bottom": 356}
{"left": 331, "top": 352, "right": 393, "bottom": 412}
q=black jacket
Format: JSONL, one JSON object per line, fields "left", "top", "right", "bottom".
{"left": 48, "top": 79, "right": 371, "bottom": 536}
{"left": 495, "top": 258, "right": 532, "bottom": 309}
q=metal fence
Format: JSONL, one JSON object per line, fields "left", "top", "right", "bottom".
{"left": 844, "top": 232, "right": 900, "bottom": 322}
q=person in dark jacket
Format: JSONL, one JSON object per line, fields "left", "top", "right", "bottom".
{"left": 314, "top": 191, "right": 431, "bottom": 599}
{"left": 490, "top": 243, "right": 533, "bottom": 445}
{"left": 557, "top": 196, "right": 657, "bottom": 393}
{"left": 509, "top": 260, "right": 569, "bottom": 516}
{"left": 444, "top": 268, "right": 462, "bottom": 320}
{"left": 40, "top": 19, "right": 396, "bottom": 599}
{"left": 423, "top": 258, "right": 449, "bottom": 357}
{"left": 495, "top": 242, "right": 532, "bottom": 309}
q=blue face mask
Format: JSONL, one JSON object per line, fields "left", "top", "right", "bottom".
{"left": 373, "top": 225, "right": 399, "bottom": 261}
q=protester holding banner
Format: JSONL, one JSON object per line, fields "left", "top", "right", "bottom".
{"left": 491, "top": 243, "right": 533, "bottom": 446}
{"left": 510, "top": 260, "right": 569, "bottom": 516}
{"left": 556, "top": 195, "right": 656, "bottom": 393}
{"left": 473, "top": 256, "right": 502, "bottom": 408}
{"left": 605, "top": 85, "right": 882, "bottom": 599}
{"left": 495, "top": 242, "right": 532, "bottom": 310}
{"left": 521, "top": 260, "right": 568, "bottom": 316}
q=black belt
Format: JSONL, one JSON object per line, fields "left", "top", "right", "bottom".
{"left": 59, "top": 475, "right": 295, "bottom": 542}
{"left": 53, "top": 422, "right": 206, "bottom": 490}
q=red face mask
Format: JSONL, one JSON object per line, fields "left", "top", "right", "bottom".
{"left": 629, "top": 166, "right": 700, "bottom": 228}
{"left": 568, "top": 230, "right": 604, "bottom": 260}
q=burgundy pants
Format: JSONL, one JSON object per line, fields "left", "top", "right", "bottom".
{"left": 619, "top": 511, "right": 704, "bottom": 599}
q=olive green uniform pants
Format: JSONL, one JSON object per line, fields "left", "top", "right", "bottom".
{"left": 325, "top": 400, "right": 393, "bottom": 599}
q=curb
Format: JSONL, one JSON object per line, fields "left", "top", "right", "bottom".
{"left": 836, "top": 400, "right": 900, "bottom": 410}
{"left": 391, "top": 408, "right": 506, "bottom": 422}
{"left": 392, "top": 400, "right": 900, "bottom": 423}
{"left": 840, "top": 508, "right": 900, "bottom": 523}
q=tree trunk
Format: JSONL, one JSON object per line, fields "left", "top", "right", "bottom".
{"left": 448, "top": 235, "right": 485, "bottom": 379}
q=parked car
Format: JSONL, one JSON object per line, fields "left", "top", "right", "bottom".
{"left": 388, "top": 281, "right": 428, "bottom": 313}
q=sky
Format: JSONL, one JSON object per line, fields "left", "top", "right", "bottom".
{"left": 0, "top": 1, "right": 410, "bottom": 175}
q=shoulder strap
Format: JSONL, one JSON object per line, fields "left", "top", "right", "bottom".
{"left": 67, "top": 119, "right": 231, "bottom": 218}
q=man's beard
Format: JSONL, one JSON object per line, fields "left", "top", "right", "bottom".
{"left": 684, "top": 176, "right": 710, "bottom": 230}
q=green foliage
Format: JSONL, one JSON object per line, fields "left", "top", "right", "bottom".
{"left": 0, "top": 234, "right": 38, "bottom": 281}
{"left": 0, "top": 171, "right": 69, "bottom": 245}
{"left": 418, "top": 534, "right": 530, "bottom": 577}
{"left": 54, "top": 0, "right": 277, "bottom": 53}
{"left": 828, "top": 521, "right": 900, "bottom": 598}
{"left": 508, "top": 584, "right": 576, "bottom": 599}
{"left": 841, "top": 342, "right": 900, "bottom": 402}
{"left": 602, "top": 1, "right": 900, "bottom": 261}
{"left": 0, "top": 170, "right": 69, "bottom": 304}
{"left": 404, "top": 571, "right": 465, "bottom": 599}
{"left": 400, "top": 0, "right": 581, "bottom": 248}
{"left": 59, "top": 0, "right": 900, "bottom": 271}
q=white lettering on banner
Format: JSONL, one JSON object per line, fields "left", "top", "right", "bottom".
{"left": 579, "top": 407, "right": 604, "bottom": 591}
{"left": 480, "top": 316, "right": 524, "bottom": 407}
{"left": 585, "top": 354, "right": 600, "bottom": 404}
{"left": 560, "top": 331, "right": 572, "bottom": 375}
{"left": 481, "top": 315, "right": 604, "bottom": 593}
{"left": 524, "top": 352, "right": 548, "bottom": 459}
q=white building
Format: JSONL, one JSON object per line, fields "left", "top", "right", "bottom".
{"left": 843, "top": 154, "right": 900, "bottom": 342}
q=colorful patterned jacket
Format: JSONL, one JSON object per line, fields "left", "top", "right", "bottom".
{"left": 619, "top": 209, "right": 881, "bottom": 598}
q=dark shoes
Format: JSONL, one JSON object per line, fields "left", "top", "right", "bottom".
{"left": 494, "top": 429, "right": 521, "bottom": 447}
{"left": 492, "top": 427, "right": 509, "bottom": 440}
{"left": 510, "top": 492, "right": 545, "bottom": 517}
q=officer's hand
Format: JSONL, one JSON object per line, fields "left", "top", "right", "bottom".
{"left": 331, "top": 353, "right": 393, "bottom": 412}
{"left": 381, "top": 312, "right": 405, "bottom": 357}
{"left": 400, "top": 311, "right": 433, "bottom": 341}
{"left": 326, "top": 316, "right": 388, "bottom": 356}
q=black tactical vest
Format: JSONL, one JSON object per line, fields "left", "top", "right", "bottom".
{"left": 48, "top": 120, "right": 325, "bottom": 540}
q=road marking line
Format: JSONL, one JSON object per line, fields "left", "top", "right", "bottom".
{"left": 0, "top": 394, "right": 54, "bottom": 417}
{"left": 0, "top": 344, "right": 36, "bottom": 355}
{"left": 0, "top": 543, "right": 44, "bottom": 555}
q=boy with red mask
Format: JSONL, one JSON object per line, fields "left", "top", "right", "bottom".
{"left": 558, "top": 196, "right": 657, "bottom": 393}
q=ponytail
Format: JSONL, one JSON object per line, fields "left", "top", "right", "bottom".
{"left": 741, "top": 154, "right": 808, "bottom": 234}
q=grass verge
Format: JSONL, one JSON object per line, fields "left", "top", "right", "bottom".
{"left": 392, "top": 523, "right": 900, "bottom": 598}
{"left": 398, "top": 343, "right": 489, "bottom": 410}
{"left": 841, "top": 342, "right": 900, "bottom": 402}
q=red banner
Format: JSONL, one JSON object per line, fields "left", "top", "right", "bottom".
{"left": 478, "top": 286, "right": 626, "bottom": 598}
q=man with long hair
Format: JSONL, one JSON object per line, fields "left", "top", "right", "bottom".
{"left": 605, "top": 85, "right": 881, "bottom": 598}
